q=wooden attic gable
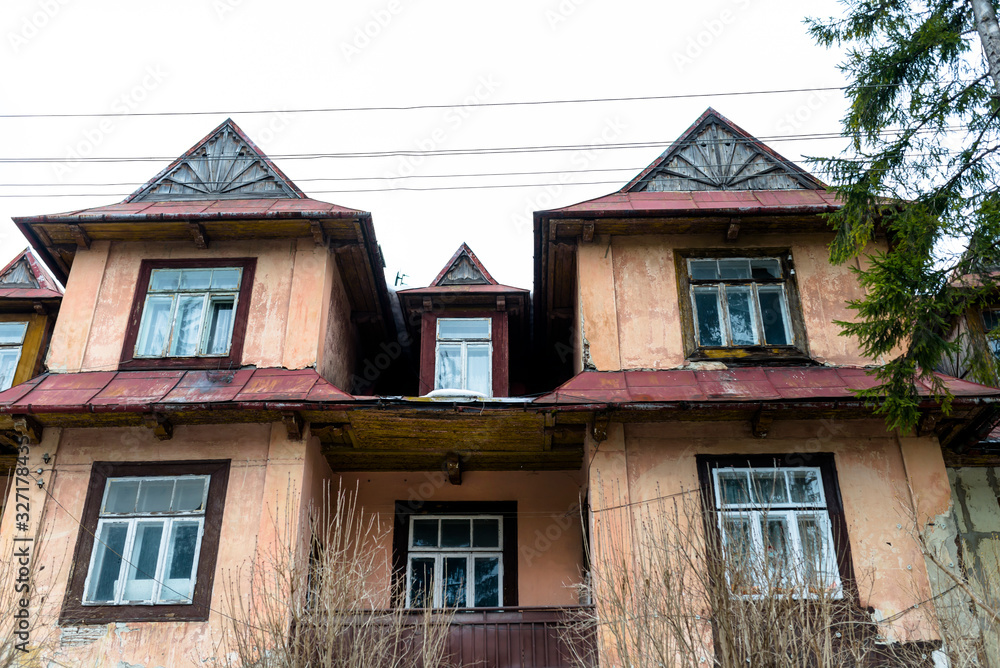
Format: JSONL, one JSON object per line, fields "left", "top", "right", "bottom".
{"left": 126, "top": 118, "right": 303, "bottom": 201}
{"left": 430, "top": 243, "right": 498, "bottom": 287}
{"left": 622, "top": 108, "right": 825, "bottom": 192}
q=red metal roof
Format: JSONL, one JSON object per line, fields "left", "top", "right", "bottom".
{"left": 13, "top": 197, "right": 365, "bottom": 224}
{"left": 0, "top": 249, "right": 63, "bottom": 300}
{"left": 541, "top": 189, "right": 842, "bottom": 218}
{"left": 0, "top": 367, "right": 352, "bottom": 415}
{"left": 535, "top": 367, "right": 1000, "bottom": 404}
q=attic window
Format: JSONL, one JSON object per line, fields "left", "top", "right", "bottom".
{"left": 435, "top": 318, "right": 492, "bottom": 396}
{"left": 120, "top": 259, "right": 256, "bottom": 370}
{"left": 677, "top": 251, "right": 808, "bottom": 362}
{"left": 0, "top": 321, "right": 28, "bottom": 391}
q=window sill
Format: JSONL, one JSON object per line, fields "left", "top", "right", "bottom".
{"left": 60, "top": 603, "right": 208, "bottom": 625}
{"left": 689, "top": 346, "right": 813, "bottom": 365}
{"left": 118, "top": 356, "right": 240, "bottom": 371}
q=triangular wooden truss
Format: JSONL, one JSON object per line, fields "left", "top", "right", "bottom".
{"left": 126, "top": 119, "right": 303, "bottom": 202}
{"left": 621, "top": 108, "right": 825, "bottom": 192}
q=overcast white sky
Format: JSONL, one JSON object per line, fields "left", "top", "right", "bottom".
{"left": 1, "top": 0, "right": 851, "bottom": 290}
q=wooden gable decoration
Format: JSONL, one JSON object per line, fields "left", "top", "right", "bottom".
{"left": 431, "top": 243, "right": 497, "bottom": 287}
{"left": 0, "top": 256, "right": 37, "bottom": 288}
{"left": 622, "top": 108, "right": 825, "bottom": 192}
{"left": 126, "top": 119, "right": 303, "bottom": 202}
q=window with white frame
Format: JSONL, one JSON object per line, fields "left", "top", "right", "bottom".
{"left": 434, "top": 318, "right": 492, "bottom": 396}
{"left": 406, "top": 515, "right": 502, "bottom": 608}
{"left": 713, "top": 466, "right": 841, "bottom": 596}
{"left": 83, "top": 476, "right": 209, "bottom": 605}
{"left": 688, "top": 257, "right": 794, "bottom": 348}
{"left": 134, "top": 267, "right": 242, "bottom": 358}
{"left": 0, "top": 321, "right": 28, "bottom": 390}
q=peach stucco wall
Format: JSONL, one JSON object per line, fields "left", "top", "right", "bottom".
{"left": 588, "top": 419, "right": 951, "bottom": 642}
{"left": 576, "top": 233, "right": 877, "bottom": 370}
{"left": 45, "top": 238, "right": 355, "bottom": 388}
{"left": 335, "top": 469, "right": 587, "bottom": 608}
{"left": 0, "top": 422, "right": 329, "bottom": 667}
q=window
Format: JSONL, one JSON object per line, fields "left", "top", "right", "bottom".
{"left": 120, "top": 259, "right": 255, "bottom": 370}
{"left": 983, "top": 309, "right": 1000, "bottom": 357}
{"left": 61, "top": 460, "right": 229, "bottom": 624}
{"left": 392, "top": 501, "right": 517, "bottom": 609}
{"left": 699, "top": 455, "right": 852, "bottom": 598}
{"left": 688, "top": 257, "right": 793, "bottom": 348}
{"left": 435, "top": 318, "right": 492, "bottom": 396}
{"left": 406, "top": 516, "right": 503, "bottom": 608}
{"left": 84, "top": 476, "right": 209, "bottom": 605}
{"left": 0, "top": 321, "right": 28, "bottom": 390}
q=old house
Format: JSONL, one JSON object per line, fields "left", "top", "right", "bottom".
{"left": 0, "top": 109, "right": 996, "bottom": 666}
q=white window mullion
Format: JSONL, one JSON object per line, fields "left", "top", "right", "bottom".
{"left": 114, "top": 519, "right": 139, "bottom": 605}
{"left": 150, "top": 518, "right": 174, "bottom": 603}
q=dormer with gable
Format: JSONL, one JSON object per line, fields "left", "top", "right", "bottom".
{"left": 534, "top": 108, "right": 872, "bottom": 384}
{"left": 0, "top": 249, "right": 63, "bottom": 392}
{"left": 397, "top": 244, "right": 529, "bottom": 397}
{"left": 13, "top": 119, "right": 392, "bottom": 391}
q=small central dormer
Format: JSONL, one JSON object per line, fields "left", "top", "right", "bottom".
{"left": 397, "top": 244, "right": 529, "bottom": 398}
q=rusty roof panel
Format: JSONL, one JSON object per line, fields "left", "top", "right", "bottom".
{"left": 541, "top": 190, "right": 842, "bottom": 218}
{"left": 0, "top": 368, "right": 351, "bottom": 414}
{"left": 90, "top": 371, "right": 186, "bottom": 406}
{"left": 535, "top": 367, "right": 1000, "bottom": 404}
{"left": 233, "top": 369, "right": 320, "bottom": 402}
{"left": 160, "top": 369, "right": 255, "bottom": 403}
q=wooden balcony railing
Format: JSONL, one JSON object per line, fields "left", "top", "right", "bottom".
{"left": 428, "top": 605, "right": 596, "bottom": 668}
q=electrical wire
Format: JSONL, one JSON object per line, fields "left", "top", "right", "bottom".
{"left": 0, "top": 125, "right": 974, "bottom": 164}
{"left": 0, "top": 80, "right": 981, "bottom": 119}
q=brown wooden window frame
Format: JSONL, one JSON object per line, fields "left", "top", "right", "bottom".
{"left": 417, "top": 311, "right": 509, "bottom": 397}
{"left": 119, "top": 258, "right": 256, "bottom": 370}
{"left": 392, "top": 500, "right": 517, "bottom": 608}
{"left": 60, "top": 460, "right": 230, "bottom": 624}
{"left": 696, "top": 453, "right": 856, "bottom": 598}
{"left": 675, "top": 249, "right": 809, "bottom": 364}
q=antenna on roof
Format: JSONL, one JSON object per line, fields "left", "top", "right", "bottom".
{"left": 394, "top": 271, "right": 409, "bottom": 287}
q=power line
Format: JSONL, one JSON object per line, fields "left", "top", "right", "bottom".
{"left": 0, "top": 125, "right": 973, "bottom": 165}
{"left": 0, "top": 80, "right": 981, "bottom": 120}
{"left": 0, "top": 86, "right": 855, "bottom": 119}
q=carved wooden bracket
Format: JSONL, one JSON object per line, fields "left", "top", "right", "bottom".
{"left": 68, "top": 224, "right": 91, "bottom": 249}
{"left": 582, "top": 222, "right": 595, "bottom": 243}
{"left": 282, "top": 411, "right": 305, "bottom": 441}
{"left": 13, "top": 415, "right": 42, "bottom": 445}
{"left": 592, "top": 413, "right": 610, "bottom": 443}
{"left": 188, "top": 223, "right": 208, "bottom": 249}
{"left": 496, "top": 295, "right": 506, "bottom": 312}
{"left": 445, "top": 452, "right": 462, "bottom": 486}
{"left": 726, "top": 219, "right": 740, "bottom": 242}
{"left": 310, "top": 221, "right": 328, "bottom": 247}
{"left": 143, "top": 413, "right": 173, "bottom": 441}
{"left": 751, "top": 409, "right": 773, "bottom": 439}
